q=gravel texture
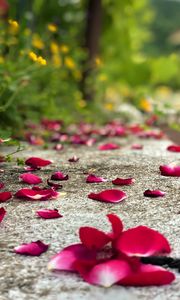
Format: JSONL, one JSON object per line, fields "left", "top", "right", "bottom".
{"left": 0, "top": 137, "right": 180, "bottom": 300}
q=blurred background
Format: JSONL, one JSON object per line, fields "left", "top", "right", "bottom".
{"left": 0, "top": 0, "right": 180, "bottom": 135}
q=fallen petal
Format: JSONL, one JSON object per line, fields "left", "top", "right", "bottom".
{"left": 116, "top": 225, "right": 171, "bottom": 257}
{"left": 0, "top": 207, "right": 6, "bottom": 223}
{"left": 167, "top": 145, "right": 180, "bottom": 152}
{"left": 48, "top": 243, "right": 96, "bottom": 272}
{"left": 36, "top": 209, "right": 63, "bottom": 219}
{"left": 160, "top": 165, "right": 180, "bottom": 177}
{"left": 19, "top": 173, "right": 42, "bottom": 185}
{"left": 0, "top": 182, "right": 5, "bottom": 189}
{"left": 47, "top": 179, "right": 63, "bottom": 190}
{"left": 88, "top": 189, "right": 127, "bottom": 203}
{"left": 98, "top": 143, "right": 119, "bottom": 151}
{"left": 144, "top": 189, "right": 166, "bottom": 197}
{"left": 79, "top": 227, "right": 111, "bottom": 250}
{"left": 25, "top": 157, "right": 52, "bottom": 168}
{"left": 112, "top": 178, "right": 135, "bottom": 186}
{"left": 51, "top": 171, "right": 69, "bottom": 181}
{"left": 107, "top": 214, "right": 123, "bottom": 239}
{"left": 15, "top": 188, "right": 59, "bottom": 200}
{"left": 131, "top": 144, "right": 143, "bottom": 150}
{"left": 0, "top": 191, "right": 12, "bottom": 202}
{"left": 68, "top": 156, "right": 79, "bottom": 162}
{"left": 14, "top": 240, "right": 48, "bottom": 256}
{"left": 86, "top": 174, "right": 107, "bottom": 183}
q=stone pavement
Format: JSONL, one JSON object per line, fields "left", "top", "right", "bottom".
{"left": 0, "top": 137, "right": 180, "bottom": 300}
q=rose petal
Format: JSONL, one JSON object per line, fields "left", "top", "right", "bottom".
{"left": 36, "top": 209, "right": 63, "bottom": 219}
{"left": 19, "top": 173, "right": 42, "bottom": 185}
{"left": 86, "top": 174, "right": 107, "bottom": 183}
{"left": 167, "top": 145, "right": 180, "bottom": 152}
{"left": 112, "top": 178, "right": 135, "bottom": 186}
{"left": 116, "top": 225, "right": 171, "bottom": 257}
{"left": 0, "top": 191, "right": 12, "bottom": 202}
{"left": 79, "top": 227, "right": 111, "bottom": 250}
{"left": 88, "top": 189, "right": 127, "bottom": 203}
{"left": 118, "top": 263, "right": 175, "bottom": 286}
{"left": 144, "top": 189, "right": 166, "bottom": 197}
{"left": 160, "top": 165, "right": 180, "bottom": 177}
{"left": 98, "top": 143, "right": 119, "bottom": 151}
{"left": 76, "top": 259, "right": 132, "bottom": 287}
{"left": 15, "top": 188, "right": 59, "bottom": 200}
{"left": 25, "top": 157, "right": 52, "bottom": 168}
{"left": 51, "top": 171, "right": 69, "bottom": 181}
{"left": 0, "top": 182, "right": 5, "bottom": 189}
{"left": 0, "top": 207, "right": 6, "bottom": 223}
{"left": 48, "top": 243, "right": 96, "bottom": 272}
{"left": 14, "top": 240, "right": 48, "bottom": 256}
{"left": 68, "top": 156, "right": 79, "bottom": 162}
{"left": 131, "top": 144, "right": 143, "bottom": 150}
{"left": 53, "top": 144, "right": 64, "bottom": 151}
{"left": 47, "top": 179, "right": 63, "bottom": 190}
{"left": 107, "top": 214, "right": 123, "bottom": 239}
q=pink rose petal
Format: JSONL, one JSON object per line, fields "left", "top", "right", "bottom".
{"left": 167, "top": 145, "right": 180, "bottom": 152}
{"left": 144, "top": 189, "right": 166, "bottom": 197}
{"left": 48, "top": 243, "right": 96, "bottom": 272}
{"left": 118, "top": 263, "right": 175, "bottom": 286}
{"left": 107, "top": 214, "right": 123, "bottom": 239}
{"left": 0, "top": 191, "right": 12, "bottom": 202}
{"left": 15, "top": 188, "right": 59, "bottom": 200}
{"left": 131, "top": 144, "right": 143, "bottom": 150}
{"left": 0, "top": 207, "right": 6, "bottom": 223}
{"left": 116, "top": 225, "right": 171, "bottom": 257}
{"left": 25, "top": 157, "right": 52, "bottom": 168}
{"left": 14, "top": 240, "right": 49, "bottom": 256}
{"left": 76, "top": 259, "right": 132, "bottom": 287}
{"left": 86, "top": 174, "right": 107, "bottom": 183}
{"left": 51, "top": 171, "right": 69, "bottom": 181}
{"left": 79, "top": 227, "right": 111, "bottom": 250}
{"left": 160, "top": 165, "right": 180, "bottom": 177}
{"left": 53, "top": 144, "right": 64, "bottom": 151}
{"left": 19, "top": 173, "right": 42, "bottom": 185}
{"left": 36, "top": 209, "right": 63, "bottom": 219}
{"left": 98, "top": 143, "right": 119, "bottom": 151}
{"left": 88, "top": 189, "right": 127, "bottom": 203}
{"left": 112, "top": 178, "right": 135, "bottom": 186}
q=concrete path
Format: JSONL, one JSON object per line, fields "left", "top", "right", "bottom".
{"left": 0, "top": 137, "right": 180, "bottom": 300}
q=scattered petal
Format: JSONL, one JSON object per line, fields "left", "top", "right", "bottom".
{"left": 116, "top": 226, "right": 171, "bottom": 257}
{"left": 14, "top": 240, "right": 48, "bottom": 256}
{"left": 51, "top": 171, "right": 69, "bottom": 181}
{"left": 112, "top": 178, "right": 135, "bottom": 186}
{"left": 167, "top": 145, "right": 180, "bottom": 152}
{"left": 19, "top": 173, "right": 42, "bottom": 185}
{"left": 79, "top": 227, "right": 111, "bottom": 250}
{"left": 68, "top": 156, "right": 79, "bottom": 162}
{"left": 48, "top": 243, "right": 96, "bottom": 272}
{"left": 47, "top": 179, "right": 63, "bottom": 190}
{"left": 0, "top": 207, "right": 6, "bottom": 223}
{"left": 88, "top": 189, "right": 127, "bottom": 203}
{"left": 131, "top": 144, "right": 143, "bottom": 150}
{"left": 118, "top": 263, "right": 175, "bottom": 286}
{"left": 0, "top": 182, "right": 5, "bottom": 189}
{"left": 25, "top": 157, "right": 52, "bottom": 169}
{"left": 15, "top": 188, "right": 59, "bottom": 200}
{"left": 86, "top": 174, "right": 107, "bottom": 183}
{"left": 53, "top": 144, "right": 64, "bottom": 151}
{"left": 36, "top": 209, "right": 63, "bottom": 219}
{"left": 98, "top": 143, "right": 119, "bottom": 151}
{"left": 0, "top": 191, "right": 12, "bottom": 202}
{"left": 107, "top": 214, "right": 123, "bottom": 239}
{"left": 144, "top": 189, "right": 166, "bottom": 197}
{"left": 160, "top": 165, "right": 180, "bottom": 177}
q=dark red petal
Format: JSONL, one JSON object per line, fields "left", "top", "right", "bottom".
{"left": 36, "top": 209, "right": 63, "bottom": 219}
{"left": 47, "top": 179, "right": 63, "bottom": 190}
{"left": 107, "top": 214, "right": 123, "bottom": 239}
{"left": 112, "top": 178, "right": 135, "bottom": 186}
{"left": 0, "top": 207, "right": 6, "bottom": 223}
{"left": 20, "top": 173, "right": 42, "bottom": 185}
{"left": 167, "top": 145, "right": 180, "bottom": 152}
{"left": 98, "top": 143, "right": 119, "bottom": 151}
{"left": 48, "top": 243, "right": 96, "bottom": 272}
{"left": 15, "top": 188, "right": 59, "bottom": 200}
{"left": 118, "top": 263, "right": 175, "bottom": 286}
{"left": 51, "top": 171, "right": 69, "bottom": 181}
{"left": 116, "top": 226, "right": 171, "bottom": 257}
{"left": 68, "top": 156, "right": 79, "bottom": 162}
{"left": 131, "top": 144, "right": 143, "bottom": 150}
{"left": 79, "top": 227, "right": 111, "bottom": 250}
{"left": 14, "top": 240, "right": 49, "bottom": 256}
{"left": 76, "top": 259, "right": 132, "bottom": 287}
{"left": 0, "top": 182, "right": 5, "bottom": 189}
{"left": 160, "top": 165, "right": 180, "bottom": 177}
{"left": 144, "top": 189, "right": 166, "bottom": 197}
{"left": 25, "top": 157, "right": 52, "bottom": 168}
{"left": 86, "top": 174, "right": 107, "bottom": 183}
{"left": 0, "top": 191, "right": 12, "bottom": 202}
{"left": 88, "top": 189, "right": 127, "bottom": 203}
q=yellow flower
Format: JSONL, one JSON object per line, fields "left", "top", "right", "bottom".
{"left": 47, "top": 23, "right": 58, "bottom": 33}
{"left": 64, "top": 56, "right": 75, "bottom": 69}
{"left": 28, "top": 51, "right": 38, "bottom": 62}
{"left": 60, "top": 44, "right": 69, "bottom": 53}
{"left": 32, "top": 34, "right": 45, "bottom": 50}
{"left": 50, "top": 42, "right": 59, "bottom": 54}
{"left": 37, "top": 56, "right": 47, "bottom": 66}
{"left": 0, "top": 56, "right": 4, "bottom": 64}
{"left": 98, "top": 74, "right": 107, "bottom": 82}
{"left": 95, "top": 56, "right": 102, "bottom": 66}
{"left": 139, "top": 98, "right": 152, "bottom": 112}
{"left": 52, "top": 54, "right": 62, "bottom": 67}
{"left": 78, "top": 100, "right": 87, "bottom": 108}
{"left": 104, "top": 103, "right": 114, "bottom": 111}
{"left": 8, "top": 19, "right": 19, "bottom": 34}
